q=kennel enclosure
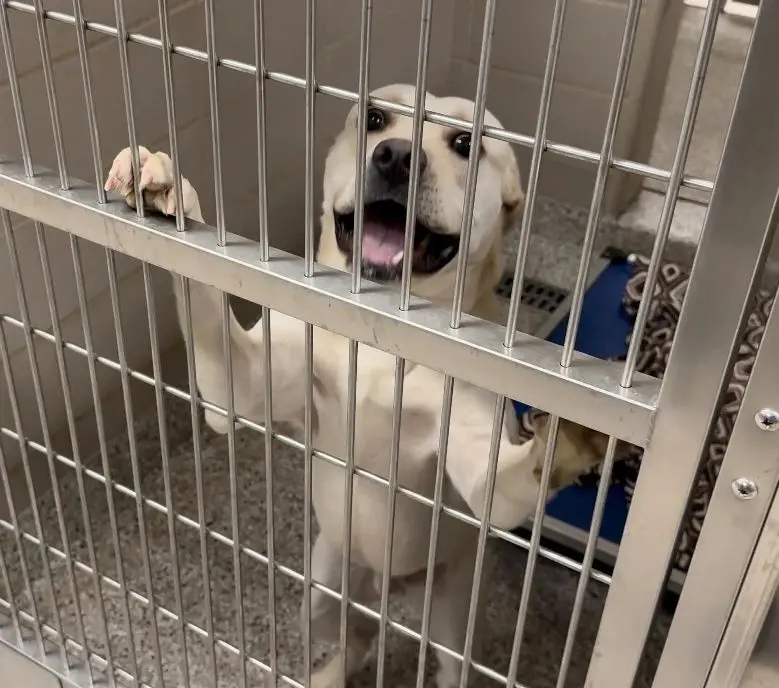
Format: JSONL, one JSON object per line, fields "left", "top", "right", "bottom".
{"left": 1, "top": 0, "right": 779, "bottom": 686}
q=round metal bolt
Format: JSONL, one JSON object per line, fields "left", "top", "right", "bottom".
{"left": 731, "top": 478, "right": 758, "bottom": 500}
{"left": 755, "top": 408, "right": 779, "bottom": 431}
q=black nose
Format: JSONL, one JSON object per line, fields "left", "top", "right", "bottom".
{"left": 371, "top": 138, "right": 427, "bottom": 184}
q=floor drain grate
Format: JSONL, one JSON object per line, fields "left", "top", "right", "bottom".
{"left": 495, "top": 276, "right": 569, "bottom": 314}
{"left": 492, "top": 250, "right": 612, "bottom": 337}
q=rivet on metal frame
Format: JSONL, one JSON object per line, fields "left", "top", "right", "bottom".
{"left": 731, "top": 478, "right": 758, "bottom": 501}
{"left": 755, "top": 408, "right": 779, "bottom": 431}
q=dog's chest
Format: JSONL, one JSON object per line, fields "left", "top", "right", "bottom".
{"left": 309, "top": 334, "right": 468, "bottom": 574}
{"left": 311, "top": 336, "right": 433, "bottom": 473}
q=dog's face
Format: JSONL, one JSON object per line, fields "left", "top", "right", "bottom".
{"left": 321, "top": 84, "right": 523, "bottom": 285}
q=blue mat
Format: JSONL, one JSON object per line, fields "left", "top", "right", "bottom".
{"left": 511, "top": 257, "right": 634, "bottom": 545}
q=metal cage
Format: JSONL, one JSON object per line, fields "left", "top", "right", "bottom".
{"left": 0, "top": 0, "right": 778, "bottom": 686}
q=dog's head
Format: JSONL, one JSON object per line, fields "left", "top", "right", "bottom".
{"left": 319, "top": 84, "right": 523, "bottom": 301}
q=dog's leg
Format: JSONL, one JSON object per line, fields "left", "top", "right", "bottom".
{"left": 406, "top": 546, "right": 487, "bottom": 688}
{"left": 104, "top": 146, "right": 251, "bottom": 431}
{"left": 442, "top": 381, "right": 613, "bottom": 532}
{"left": 104, "top": 147, "right": 307, "bottom": 430}
{"left": 306, "top": 533, "right": 377, "bottom": 688}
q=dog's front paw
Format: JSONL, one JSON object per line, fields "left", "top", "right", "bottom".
{"left": 531, "top": 414, "right": 613, "bottom": 489}
{"left": 104, "top": 146, "right": 197, "bottom": 219}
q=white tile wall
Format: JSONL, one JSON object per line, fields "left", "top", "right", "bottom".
{"left": 0, "top": 0, "right": 675, "bottom": 475}
{"left": 450, "top": 0, "right": 673, "bottom": 208}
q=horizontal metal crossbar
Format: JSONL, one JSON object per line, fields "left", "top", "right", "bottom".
{"left": 0, "top": 161, "right": 659, "bottom": 446}
{"left": 3, "top": 0, "right": 714, "bottom": 195}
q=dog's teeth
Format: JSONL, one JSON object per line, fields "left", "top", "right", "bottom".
{"left": 391, "top": 250, "right": 405, "bottom": 266}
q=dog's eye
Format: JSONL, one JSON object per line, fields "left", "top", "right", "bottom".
{"left": 451, "top": 132, "right": 472, "bottom": 158}
{"left": 366, "top": 107, "right": 386, "bottom": 132}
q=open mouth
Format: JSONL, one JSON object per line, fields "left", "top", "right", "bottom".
{"left": 334, "top": 200, "right": 460, "bottom": 281}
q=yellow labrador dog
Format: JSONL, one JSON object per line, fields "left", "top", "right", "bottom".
{"left": 105, "top": 84, "right": 608, "bottom": 688}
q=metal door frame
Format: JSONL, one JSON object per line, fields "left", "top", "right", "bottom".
{"left": 585, "top": 0, "right": 779, "bottom": 684}
{"left": 652, "top": 286, "right": 779, "bottom": 687}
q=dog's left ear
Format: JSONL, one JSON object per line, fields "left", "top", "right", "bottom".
{"left": 501, "top": 148, "right": 524, "bottom": 235}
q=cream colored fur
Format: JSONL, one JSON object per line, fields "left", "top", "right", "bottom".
{"left": 104, "top": 84, "right": 608, "bottom": 688}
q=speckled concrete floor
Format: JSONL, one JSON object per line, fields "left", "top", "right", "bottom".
{"left": 0, "top": 209, "right": 673, "bottom": 687}
{"left": 1, "top": 392, "right": 672, "bottom": 688}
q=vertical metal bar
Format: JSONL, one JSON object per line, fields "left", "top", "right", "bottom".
{"left": 254, "top": 0, "right": 270, "bottom": 260}
{"left": 301, "top": 0, "right": 316, "bottom": 680}
{"left": 555, "top": 436, "right": 617, "bottom": 688}
{"left": 0, "top": 527, "right": 22, "bottom": 643}
{"left": 104, "top": 249, "right": 165, "bottom": 684}
{"left": 33, "top": 0, "right": 69, "bottom": 189}
{"left": 202, "top": 1, "right": 243, "bottom": 680}
{"left": 156, "top": 0, "right": 185, "bottom": 230}
{"left": 27, "top": 0, "right": 68, "bottom": 188}
{"left": 303, "top": 0, "right": 316, "bottom": 275}
{"left": 0, "top": 325, "right": 66, "bottom": 665}
{"left": 110, "top": 4, "right": 165, "bottom": 677}
{"left": 35, "top": 221, "right": 116, "bottom": 682}
{"left": 2, "top": 211, "right": 86, "bottom": 672}
{"left": 203, "top": 0, "right": 226, "bottom": 242}
{"left": 585, "top": 0, "right": 779, "bottom": 681}
{"left": 254, "top": 18, "right": 280, "bottom": 660}
{"left": 375, "top": 357, "right": 406, "bottom": 688}
{"left": 559, "top": 0, "right": 642, "bottom": 364}
{"left": 179, "top": 276, "right": 219, "bottom": 686}
{"left": 652, "top": 292, "right": 779, "bottom": 687}
{"left": 458, "top": 395, "right": 507, "bottom": 688}
{"left": 70, "top": 236, "right": 140, "bottom": 681}
{"left": 350, "top": 0, "right": 373, "bottom": 293}
{"left": 0, "top": 345, "right": 45, "bottom": 656}
{"left": 450, "top": 0, "right": 497, "bottom": 329}
{"left": 143, "top": 263, "right": 190, "bottom": 686}
{"left": 399, "top": 0, "right": 433, "bottom": 311}
{"left": 72, "top": 0, "right": 106, "bottom": 202}
{"left": 0, "top": 0, "right": 33, "bottom": 176}
{"left": 620, "top": 0, "right": 721, "bottom": 386}
{"left": 113, "top": 0, "right": 144, "bottom": 220}
{"left": 302, "top": 322, "right": 314, "bottom": 687}
{"left": 339, "top": 339, "right": 359, "bottom": 678}
{"left": 503, "top": 0, "right": 568, "bottom": 346}
{"left": 414, "top": 376, "right": 455, "bottom": 688}
{"left": 505, "top": 415, "right": 562, "bottom": 688}
{"left": 222, "top": 295, "right": 247, "bottom": 688}
{"left": 261, "top": 308, "right": 278, "bottom": 686}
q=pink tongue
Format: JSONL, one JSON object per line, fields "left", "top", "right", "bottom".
{"left": 361, "top": 220, "right": 406, "bottom": 265}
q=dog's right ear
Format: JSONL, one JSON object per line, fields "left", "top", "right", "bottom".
{"left": 501, "top": 148, "right": 524, "bottom": 235}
